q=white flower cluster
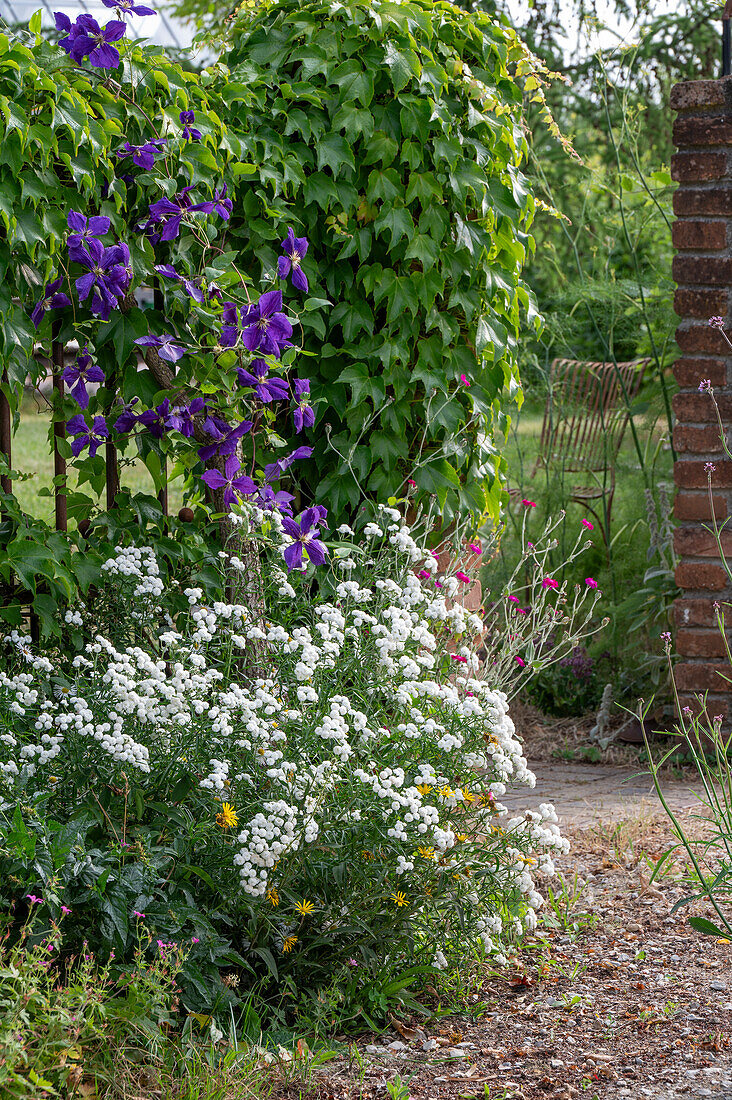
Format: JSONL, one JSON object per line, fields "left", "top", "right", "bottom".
{"left": 0, "top": 511, "right": 570, "bottom": 965}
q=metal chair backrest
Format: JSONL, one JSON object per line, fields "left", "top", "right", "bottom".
{"left": 537, "top": 358, "right": 648, "bottom": 476}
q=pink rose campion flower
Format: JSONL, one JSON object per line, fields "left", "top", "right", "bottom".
{"left": 581, "top": 518, "right": 593, "bottom": 529}
{"left": 451, "top": 653, "right": 468, "bottom": 663}
{"left": 542, "top": 578, "right": 559, "bottom": 589}
{"left": 522, "top": 499, "right": 536, "bottom": 508}
{"left": 585, "top": 577, "right": 598, "bottom": 588}
{"left": 455, "top": 571, "right": 470, "bottom": 583}
{"left": 469, "top": 543, "right": 482, "bottom": 554}
{"left": 515, "top": 656, "right": 525, "bottom": 667}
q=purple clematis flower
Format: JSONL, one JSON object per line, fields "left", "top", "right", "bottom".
{"left": 264, "top": 445, "right": 313, "bottom": 483}
{"left": 237, "top": 360, "right": 289, "bottom": 403}
{"left": 137, "top": 399, "right": 173, "bottom": 439}
{"left": 116, "top": 139, "right": 167, "bottom": 171}
{"left": 101, "top": 0, "right": 157, "bottom": 14}
{"left": 139, "top": 186, "right": 197, "bottom": 242}
{"left": 282, "top": 508, "right": 329, "bottom": 570}
{"left": 72, "top": 239, "right": 131, "bottom": 321}
{"left": 220, "top": 302, "right": 239, "bottom": 348}
{"left": 67, "top": 414, "right": 109, "bottom": 457}
{"left": 201, "top": 455, "right": 257, "bottom": 506}
{"left": 55, "top": 12, "right": 127, "bottom": 69}
{"left": 135, "top": 333, "right": 186, "bottom": 363}
{"left": 192, "top": 184, "right": 232, "bottom": 220}
{"left": 62, "top": 351, "right": 105, "bottom": 410}
{"left": 292, "top": 378, "right": 314, "bottom": 432}
{"left": 278, "top": 227, "right": 309, "bottom": 294}
{"left": 165, "top": 404, "right": 195, "bottom": 438}
{"left": 255, "top": 485, "right": 295, "bottom": 516}
{"left": 241, "top": 290, "right": 293, "bottom": 358}
{"left": 179, "top": 111, "right": 202, "bottom": 141}
{"left": 113, "top": 398, "right": 140, "bottom": 433}
{"left": 31, "top": 277, "right": 71, "bottom": 329}
{"left": 154, "top": 263, "right": 204, "bottom": 304}
{"left": 197, "top": 418, "right": 253, "bottom": 463}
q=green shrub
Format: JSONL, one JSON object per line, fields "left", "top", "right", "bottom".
{"left": 0, "top": 506, "right": 570, "bottom": 1021}
{"left": 223, "top": 0, "right": 539, "bottom": 525}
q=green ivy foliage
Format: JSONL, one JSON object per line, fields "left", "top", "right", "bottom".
{"left": 0, "top": 17, "right": 240, "bottom": 632}
{"left": 224, "top": 0, "right": 539, "bottom": 525}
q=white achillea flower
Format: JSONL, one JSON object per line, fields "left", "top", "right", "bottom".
{"left": 0, "top": 512, "right": 570, "bottom": 972}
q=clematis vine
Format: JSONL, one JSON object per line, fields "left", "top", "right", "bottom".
{"left": 116, "top": 139, "right": 167, "bottom": 171}
{"left": 278, "top": 227, "right": 309, "bottom": 293}
{"left": 238, "top": 360, "right": 289, "bottom": 404}
{"left": 134, "top": 333, "right": 186, "bottom": 363}
{"left": 201, "top": 456, "right": 257, "bottom": 506}
{"left": 292, "top": 378, "right": 314, "bottom": 432}
{"left": 197, "top": 418, "right": 253, "bottom": 463}
{"left": 241, "top": 290, "right": 293, "bottom": 358}
{"left": 67, "top": 414, "right": 109, "bottom": 458}
{"left": 282, "top": 507, "right": 329, "bottom": 570}
{"left": 179, "top": 111, "right": 202, "bottom": 141}
{"left": 55, "top": 12, "right": 127, "bottom": 69}
{"left": 31, "top": 278, "right": 71, "bottom": 329}
{"left": 62, "top": 351, "right": 105, "bottom": 410}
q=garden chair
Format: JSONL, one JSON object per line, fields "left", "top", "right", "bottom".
{"left": 527, "top": 357, "right": 648, "bottom": 545}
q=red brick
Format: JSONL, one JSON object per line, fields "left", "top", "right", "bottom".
{"left": 675, "top": 661, "right": 730, "bottom": 690}
{"left": 671, "top": 152, "right": 728, "bottom": 182}
{"left": 672, "top": 220, "right": 727, "bottom": 250}
{"left": 675, "top": 560, "right": 728, "bottom": 588}
{"left": 672, "top": 391, "right": 731, "bottom": 421}
{"left": 673, "top": 188, "right": 732, "bottom": 216}
{"left": 676, "top": 629, "right": 728, "bottom": 657}
{"left": 673, "top": 358, "right": 726, "bottom": 387}
{"left": 675, "top": 597, "right": 722, "bottom": 627}
{"left": 674, "top": 491, "right": 728, "bottom": 520}
{"left": 675, "top": 325, "right": 730, "bottom": 354}
{"left": 674, "top": 423, "right": 726, "bottom": 452}
{"left": 673, "top": 256, "right": 732, "bottom": 286}
{"left": 670, "top": 80, "right": 731, "bottom": 111}
{"left": 673, "top": 116, "right": 732, "bottom": 147}
{"left": 674, "top": 527, "right": 732, "bottom": 557}
{"left": 674, "top": 287, "right": 729, "bottom": 319}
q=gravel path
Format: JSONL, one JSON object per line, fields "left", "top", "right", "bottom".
{"left": 501, "top": 760, "right": 708, "bottom": 829}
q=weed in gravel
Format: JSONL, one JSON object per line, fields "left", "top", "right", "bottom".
{"left": 541, "top": 872, "right": 596, "bottom": 934}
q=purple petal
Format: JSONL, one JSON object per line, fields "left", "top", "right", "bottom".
{"left": 87, "top": 42, "right": 121, "bottom": 69}
{"left": 291, "top": 266, "right": 308, "bottom": 293}
{"left": 201, "top": 469, "right": 227, "bottom": 490}
{"left": 283, "top": 542, "right": 303, "bottom": 570}
{"left": 258, "top": 289, "right": 283, "bottom": 318}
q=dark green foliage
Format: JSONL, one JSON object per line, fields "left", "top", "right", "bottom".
{"left": 222, "top": 0, "right": 538, "bottom": 525}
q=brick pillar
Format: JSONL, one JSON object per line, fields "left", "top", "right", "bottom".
{"left": 672, "top": 77, "right": 732, "bottom": 720}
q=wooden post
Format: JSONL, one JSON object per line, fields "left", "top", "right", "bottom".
{"left": 51, "top": 335, "right": 67, "bottom": 532}
{"left": 0, "top": 369, "right": 11, "bottom": 496}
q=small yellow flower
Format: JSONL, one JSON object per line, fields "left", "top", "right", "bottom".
{"left": 521, "top": 856, "right": 537, "bottom": 866}
{"left": 362, "top": 850, "right": 375, "bottom": 861}
{"left": 417, "top": 846, "right": 436, "bottom": 860}
{"left": 438, "top": 785, "right": 454, "bottom": 799}
{"left": 390, "top": 891, "right": 409, "bottom": 908}
{"left": 462, "top": 788, "right": 476, "bottom": 804}
{"left": 215, "top": 803, "right": 238, "bottom": 829}
{"left": 294, "top": 899, "right": 315, "bottom": 916}
{"left": 266, "top": 887, "right": 280, "bottom": 907}
{"left": 456, "top": 833, "right": 469, "bottom": 843}
{"left": 417, "top": 783, "right": 433, "bottom": 796}
{"left": 282, "top": 935, "right": 298, "bottom": 953}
